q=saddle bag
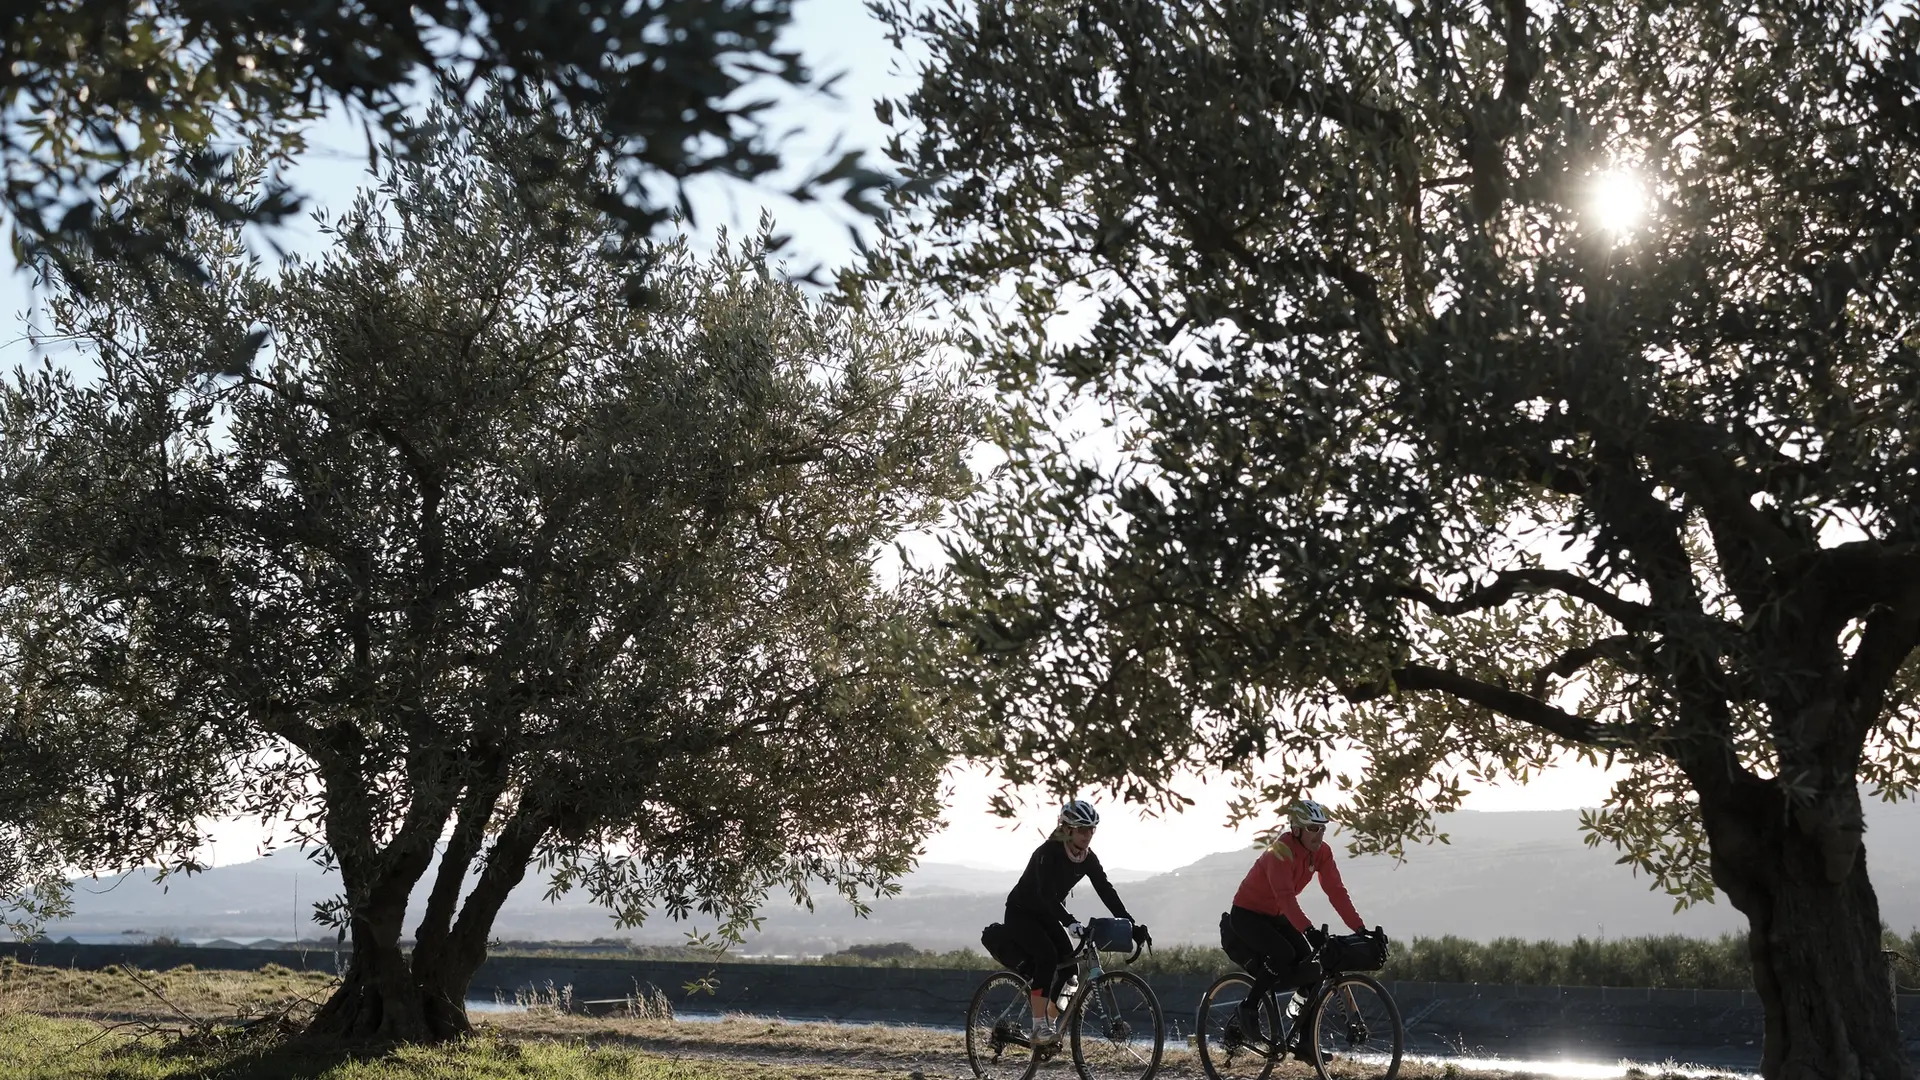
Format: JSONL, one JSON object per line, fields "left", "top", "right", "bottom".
{"left": 1218, "top": 911, "right": 1263, "bottom": 970}
{"left": 981, "top": 922, "right": 1025, "bottom": 972}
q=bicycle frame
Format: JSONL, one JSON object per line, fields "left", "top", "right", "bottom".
{"left": 1241, "top": 969, "right": 1385, "bottom": 1057}
{"left": 1230, "top": 959, "right": 1362, "bottom": 1055}
{"left": 998, "top": 928, "right": 1149, "bottom": 1051}
{"left": 1231, "top": 978, "right": 1320, "bottom": 1055}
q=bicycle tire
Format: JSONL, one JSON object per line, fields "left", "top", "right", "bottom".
{"left": 1068, "top": 968, "right": 1164, "bottom": 1080}
{"left": 966, "top": 970, "right": 1042, "bottom": 1080}
{"left": 1194, "top": 972, "right": 1279, "bottom": 1080}
{"left": 1306, "top": 972, "right": 1403, "bottom": 1080}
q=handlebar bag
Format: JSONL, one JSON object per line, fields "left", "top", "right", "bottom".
{"left": 1086, "top": 917, "right": 1136, "bottom": 953}
{"left": 1322, "top": 931, "right": 1388, "bottom": 972}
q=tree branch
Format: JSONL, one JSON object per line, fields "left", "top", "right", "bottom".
{"left": 444, "top": 798, "right": 551, "bottom": 980}
{"left": 1844, "top": 606, "right": 1920, "bottom": 744}
{"left": 1801, "top": 544, "right": 1920, "bottom": 630}
{"left": 1461, "top": 447, "right": 1592, "bottom": 496}
{"left": 1497, "top": 0, "right": 1538, "bottom": 108}
{"left": 412, "top": 742, "right": 511, "bottom": 951}
{"left": 1393, "top": 568, "right": 1652, "bottom": 628}
{"left": 1268, "top": 73, "right": 1409, "bottom": 142}
{"left": 1341, "top": 663, "right": 1629, "bottom": 747}
{"left": 1645, "top": 419, "right": 1802, "bottom": 611}
{"left": 1530, "top": 634, "right": 1641, "bottom": 698}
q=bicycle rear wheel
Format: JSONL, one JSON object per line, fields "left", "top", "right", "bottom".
{"left": 966, "top": 971, "right": 1040, "bottom": 1080}
{"left": 1194, "top": 972, "right": 1279, "bottom": 1080}
{"left": 1306, "top": 973, "right": 1403, "bottom": 1080}
{"left": 1068, "top": 969, "right": 1164, "bottom": 1080}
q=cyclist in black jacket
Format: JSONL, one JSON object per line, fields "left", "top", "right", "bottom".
{"left": 1002, "top": 799, "right": 1146, "bottom": 1045}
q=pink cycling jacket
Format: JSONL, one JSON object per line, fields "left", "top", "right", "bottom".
{"left": 1230, "top": 830, "right": 1366, "bottom": 933}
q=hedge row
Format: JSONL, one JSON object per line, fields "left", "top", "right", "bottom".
{"left": 794, "top": 929, "right": 1920, "bottom": 990}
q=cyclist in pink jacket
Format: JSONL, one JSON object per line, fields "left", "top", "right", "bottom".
{"left": 1225, "top": 798, "right": 1368, "bottom": 1050}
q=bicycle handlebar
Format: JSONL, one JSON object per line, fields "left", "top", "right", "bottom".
{"left": 1065, "top": 923, "right": 1154, "bottom": 966}
{"left": 1125, "top": 929, "right": 1152, "bottom": 965}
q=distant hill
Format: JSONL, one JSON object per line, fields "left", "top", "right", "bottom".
{"left": 36, "top": 802, "right": 1920, "bottom": 954}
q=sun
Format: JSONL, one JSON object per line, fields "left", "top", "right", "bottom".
{"left": 1590, "top": 169, "right": 1649, "bottom": 234}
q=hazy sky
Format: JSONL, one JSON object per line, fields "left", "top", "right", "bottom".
{"left": 8, "top": 0, "right": 1625, "bottom": 874}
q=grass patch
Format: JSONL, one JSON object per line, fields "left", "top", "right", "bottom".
{"left": 0, "top": 958, "right": 1759, "bottom": 1079}
{"left": 0, "top": 956, "right": 339, "bottom": 1021}
{"left": 0, "top": 1013, "right": 901, "bottom": 1079}
{"left": 0, "top": 1008, "right": 1752, "bottom": 1080}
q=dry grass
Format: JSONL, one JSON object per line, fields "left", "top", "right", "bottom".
{"left": 0, "top": 1013, "right": 892, "bottom": 1079}
{"left": 499, "top": 1012, "right": 960, "bottom": 1057}
{"left": 0, "top": 960, "right": 1745, "bottom": 1080}
{"left": 0, "top": 955, "right": 338, "bottom": 1023}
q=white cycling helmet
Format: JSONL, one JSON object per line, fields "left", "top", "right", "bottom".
{"left": 1059, "top": 799, "right": 1101, "bottom": 829}
{"left": 1288, "top": 798, "right": 1331, "bottom": 829}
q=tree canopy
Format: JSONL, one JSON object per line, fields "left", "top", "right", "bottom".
{"left": 870, "top": 0, "right": 1920, "bottom": 1074}
{"left": 0, "top": 91, "right": 976, "bottom": 1038}
{"left": 2, "top": 0, "right": 876, "bottom": 270}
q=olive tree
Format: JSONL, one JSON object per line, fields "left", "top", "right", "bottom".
{"left": 871, "top": 0, "right": 1920, "bottom": 1075}
{"left": 0, "top": 828, "right": 67, "bottom": 941}
{"left": 0, "top": 93, "right": 975, "bottom": 1039}
{"left": 3, "top": 0, "right": 876, "bottom": 269}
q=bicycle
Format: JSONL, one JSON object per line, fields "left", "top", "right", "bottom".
{"left": 966, "top": 918, "right": 1165, "bottom": 1080}
{"left": 1195, "top": 925, "right": 1403, "bottom": 1080}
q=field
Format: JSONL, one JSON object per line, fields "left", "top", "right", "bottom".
{"left": 505, "top": 930, "right": 1920, "bottom": 993}
{"left": 0, "top": 959, "right": 1743, "bottom": 1079}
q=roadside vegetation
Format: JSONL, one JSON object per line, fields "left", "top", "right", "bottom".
{"left": 795, "top": 935, "right": 1772, "bottom": 987}
{"left": 0, "top": 992, "right": 1743, "bottom": 1080}
{"left": 644, "top": 929, "right": 1920, "bottom": 992}
{"left": 16, "top": 928, "right": 1920, "bottom": 994}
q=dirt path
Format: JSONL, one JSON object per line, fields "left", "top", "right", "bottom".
{"left": 487, "top": 1012, "right": 1540, "bottom": 1079}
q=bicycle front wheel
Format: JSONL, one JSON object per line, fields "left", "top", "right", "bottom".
{"left": 966, "top": 971, "right": 1040, "bottom": 1080}
{"left": 1194, "top": 972, "right": 1279, "bottom": 1080}
{"left": 1068, "top": 968, "right": 1164, "bottom": 1080}
{"left": 1306, "top": 973, "right": 1403, "bottom": 1080}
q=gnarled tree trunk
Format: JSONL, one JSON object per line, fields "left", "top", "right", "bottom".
{"left": 302, "top": 766, "right": 479, "bottom": 1043}
{"left": 1700, "top": 777, "right": 1913, "bottom": 1080}
{"left": 305, "top": 894, "right": 472, "bottom": 1042}
{"left": 304, "top": 802, "right": 549, "bottom": 1044}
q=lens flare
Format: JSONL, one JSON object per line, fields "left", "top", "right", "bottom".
{"left": 1590, "top": 169, "right": 1648, "bottom": 233}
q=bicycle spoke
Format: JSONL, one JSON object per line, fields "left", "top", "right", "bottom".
{"left": 1069, "top": 970, "right": 1163, "bottom": 1080}
{"left": 1195, "top": 973, "right": 1277, "bottom": 1080}
{"left": 967, "top": 972, "right": 1040, "bottom": 1080}
{"left": 1307, "top": 974, "right": 1403, "bottom": 1080}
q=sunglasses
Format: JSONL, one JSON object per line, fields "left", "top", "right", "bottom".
{"left": 1301, "top": 824, "right": 1326, "bottom": 833}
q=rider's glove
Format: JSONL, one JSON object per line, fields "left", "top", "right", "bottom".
{"left": 1131, "top": 923, "right": 1151, "bottom": 945}
{"left": 1068, "top": 921, "right": 1085, "bottom": 938}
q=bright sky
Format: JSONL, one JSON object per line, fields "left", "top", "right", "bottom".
{"left": 6, "top": 0, "right": 1627, "bottom": 874}
{"left": 917, "top": 757, "right": 1622, "bottom": 873}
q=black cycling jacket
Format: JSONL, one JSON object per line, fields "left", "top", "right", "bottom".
{"left": 1005, "top": 838, "right": 1133, "bottom": 927}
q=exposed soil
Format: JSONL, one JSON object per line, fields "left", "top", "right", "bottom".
{"left": 1, "top": 960, "right": 1733, "bottom": 1079}
{"left": 489, "top": 1011, "right": 1627, "bottom": 1079}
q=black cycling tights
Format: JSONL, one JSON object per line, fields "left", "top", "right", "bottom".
{"left": 1228, "top": 905, "right": 1313, "bottom": 1010}
{"left": 1003, "top": 908, "right": 1074, "bottom": 998}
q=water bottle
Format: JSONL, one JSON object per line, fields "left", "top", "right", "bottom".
{"left": 1056, "top": 974, "right": 1079, "bottom": 1010}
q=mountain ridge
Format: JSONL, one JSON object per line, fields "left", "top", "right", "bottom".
{"left": 34, "top": 803, "right": 1920, "bottom": 953}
